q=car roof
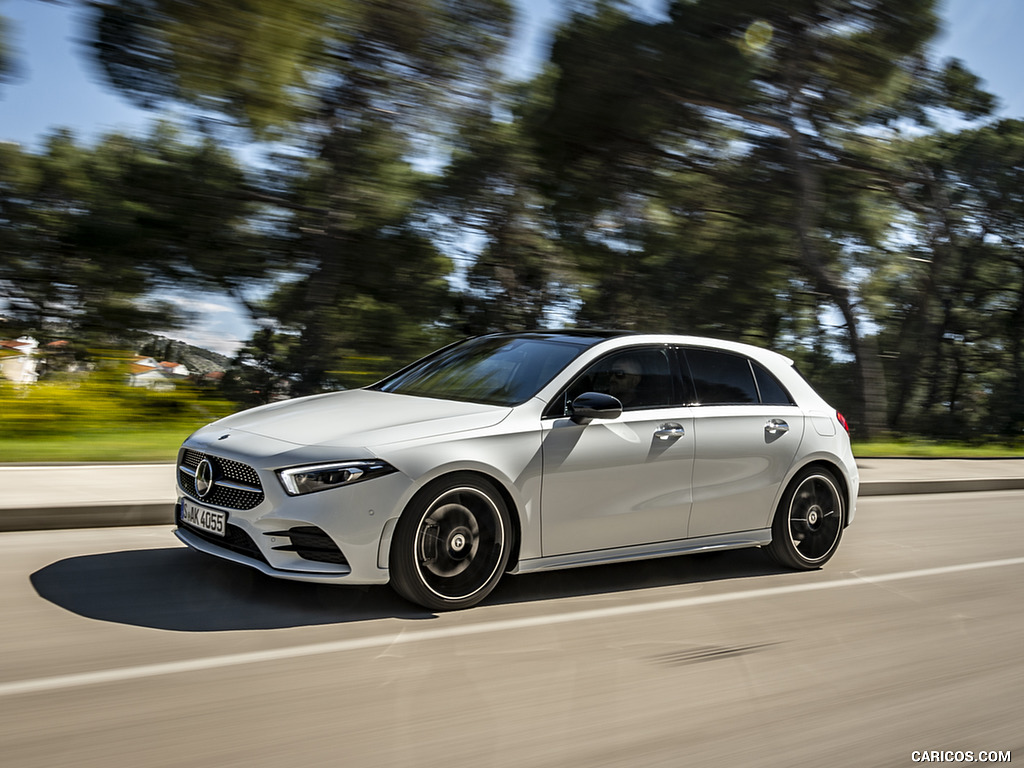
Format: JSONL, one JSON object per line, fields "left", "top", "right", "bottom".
{"left": 478, "top": 329, "right": 636, "bottom": 345}
{"left": 478, "top": 330, "right": 794, "bottom": 366}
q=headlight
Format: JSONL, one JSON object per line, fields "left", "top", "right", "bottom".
{"left": 277, "top": 460, "right": 397, "bottom": 496}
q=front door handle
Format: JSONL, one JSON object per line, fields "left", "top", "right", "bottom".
{"left": 655, "top": 423, "right": 686, "bottom": 440}
{"left": 766, "top": 418, "right": 789, "bottom": 435}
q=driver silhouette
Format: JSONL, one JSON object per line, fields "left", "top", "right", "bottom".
{"left": 606, "top": 356, "right": 643, "bottom": 408}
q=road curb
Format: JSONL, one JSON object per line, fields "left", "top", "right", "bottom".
{"left": 0, "top": 503, "right": 175, "bottom": 532}
{"left": 858, "top": 477, "right": 1024, "bottom": 497}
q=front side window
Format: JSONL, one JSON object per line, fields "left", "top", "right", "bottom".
{"left": 552, "top": 347, "right": 676, "bottom": 415}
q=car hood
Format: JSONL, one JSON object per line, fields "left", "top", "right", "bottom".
{"left": 197, "top": 389, "right": 512, "bottom": 451}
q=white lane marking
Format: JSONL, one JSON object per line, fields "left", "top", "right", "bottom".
{"left": 3, "top": 556, "right": 1023, "bottom": 698}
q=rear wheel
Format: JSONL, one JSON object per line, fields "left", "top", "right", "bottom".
{"left": 390, "top": 474, "right": 511, "bottom": 611}
{"left": 767, "top": 467, "right": 844, "bottom": 570}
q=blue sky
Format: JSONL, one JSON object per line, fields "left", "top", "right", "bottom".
{"left": 2, "top": 0, "right": 1023, "bottom": 353}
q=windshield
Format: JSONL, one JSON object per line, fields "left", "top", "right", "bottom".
{"left": 372, "top": 336, "right": 587, "bottom": 406}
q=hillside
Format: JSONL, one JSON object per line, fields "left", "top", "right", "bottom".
{"left": 130, "top": 334, "right": 232, "bottom": 375}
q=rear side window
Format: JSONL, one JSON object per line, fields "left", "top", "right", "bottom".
{"left": 752, "top": 362, "right": 795, "bottom": 405}
{"left": 683, "top": 348, "right": 759, "bottom": 405}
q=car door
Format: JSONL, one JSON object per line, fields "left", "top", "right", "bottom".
{"left": 540, "top": 346, "right": 695, "bottom": 556}
{"left": 681, "top": 347, "right": 805, "bottom": 538}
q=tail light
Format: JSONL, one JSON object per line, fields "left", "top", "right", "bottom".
{"left": 836, "top": 411, "right": 850, "bottom": 433}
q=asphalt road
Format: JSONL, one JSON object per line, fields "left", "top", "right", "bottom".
{"left": 1, "top": 491, "right": 1022, "bottom": 768}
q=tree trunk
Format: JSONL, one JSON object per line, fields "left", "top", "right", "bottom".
{"left": 784, "top": 128, "right": 887, "bottom": 438}
{"left": 660, "top": 88, "right": 890, "bottom": 437}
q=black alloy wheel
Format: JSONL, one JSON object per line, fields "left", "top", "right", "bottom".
{"left": 390, "top": 473, "right": 511, "bottom": 611}
{"left": 767, "top": 467, "right": 845, "bottom": 570}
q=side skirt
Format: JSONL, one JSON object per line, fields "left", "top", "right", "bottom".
{"left": 511, "top": 529, "right": 772, "bottom": 575}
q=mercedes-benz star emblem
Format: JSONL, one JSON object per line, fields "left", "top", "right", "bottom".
{"left": 195, "top": 458, "right": 215, "bottom": 498}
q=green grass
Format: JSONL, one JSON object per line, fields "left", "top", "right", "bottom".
{"left": 0, "top": 375, "right": 236, "bottom": 463}
{"left": 0, "top": 426, "right": 194, "bottom": 463}
{"left": 853, "top": 439, "right": 1024, "bottom": 458}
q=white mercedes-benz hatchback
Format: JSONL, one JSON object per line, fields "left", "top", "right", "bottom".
{"left": 175, "top": 331, "right": 858, "bottom": 610}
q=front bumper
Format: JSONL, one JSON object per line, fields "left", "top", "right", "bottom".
{"left": 174, "top": 451, "right": 414, "bottom": 585}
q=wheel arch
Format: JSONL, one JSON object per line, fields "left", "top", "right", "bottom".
{"left": 785, "top": 458, "right": 853, "bottom": 528}
{"left": 380, "top": 467, "right": 524, "bottom": 574}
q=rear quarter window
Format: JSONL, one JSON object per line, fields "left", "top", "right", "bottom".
{"left": 752, "top": 361, "right": 796, "bottom": 405}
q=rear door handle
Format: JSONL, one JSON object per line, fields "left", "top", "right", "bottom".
{"left": 766, "top": 418, "right": 789, "bottom": 435}
{"left": 655, "top": 423, "right": 686, "bottom": 440}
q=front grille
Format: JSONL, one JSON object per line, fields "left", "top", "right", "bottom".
{"left": 179, "top": 449, "right": 265, "bottom": 510}
{"left": 176, "top": 505, "right": 268, "bottom": 564}
{"left": 264, "top": 526, "right": 349, "bottom": 565}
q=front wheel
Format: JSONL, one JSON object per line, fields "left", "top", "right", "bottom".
{"left": 767, "top": 467, "right": 845, "bottom": 570}
{"left": 390, "top": 474, "right": 512, "bottom": 611}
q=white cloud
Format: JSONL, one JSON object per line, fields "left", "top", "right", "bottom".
{"left": 154, "top": 290, "right": 255, "bottom": 356}
{"left": 161, "top": 293, "right": 238, "bottom": 316}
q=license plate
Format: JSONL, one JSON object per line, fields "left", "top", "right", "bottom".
{"left": 181, "top": 500, "right": 227, "bottom": 537}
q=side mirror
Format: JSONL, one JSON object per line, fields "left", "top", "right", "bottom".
{"left": 570, "top": 392, "right": 623, "bottom": 424}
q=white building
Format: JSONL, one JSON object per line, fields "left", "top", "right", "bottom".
{"left": 0, "top": 336, "right": 40, "bottom": 384}
{"left": 127, "top": 355, "right": 191, "bottom": 390}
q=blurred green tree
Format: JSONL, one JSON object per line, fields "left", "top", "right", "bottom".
{"left": 0, "top": 126, "right": 268, "bottom": 344}
{"left": 84, "top": 0, "right": 514, "bottom": 392}
{"left": 429, "top": 83, "right": 575, "bottom": 334}
{"left": 531, "top": 0, "right": 992, "bottom": 437}
{"left": 0, "top": 12, "right": 15, "bottom": 90}
{"left": 864, "top": 121, "right": 1024, "bottom": 438}
{"left": 218, "top": 326, "right": 295, "bottom": 406}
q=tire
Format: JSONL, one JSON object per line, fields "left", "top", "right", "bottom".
{"left": 389, "top": 473, "right": 512, "bottom": 611}
{"left": 767, "top": 467, "right": 845, "bottom": 570}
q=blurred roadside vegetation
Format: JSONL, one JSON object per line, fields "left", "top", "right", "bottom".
{"left": 851, "top": 440, "right": 1024, "bottom": 458}
{"left": 0, "top": 374, "right": 233, "bottom": 438}
{"left": 3, "top": 0, "right": 1024, "bottom": 456}
{"left": 0, "top": 366, "right": 236, "bottom": 462}
{"left": 1, "top": 427, "right": 196, "bottom": 463}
